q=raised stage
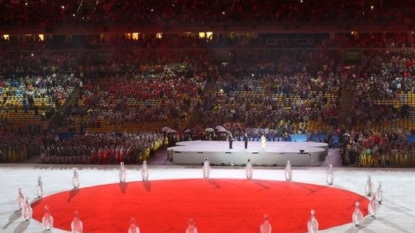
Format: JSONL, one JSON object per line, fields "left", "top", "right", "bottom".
{"left": 168, "top": 141, "right": 328, "bottom": 166}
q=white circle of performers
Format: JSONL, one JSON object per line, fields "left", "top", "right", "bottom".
{"left": 72, "top": 168, "right": 80, "bottom": 189}
{"left": 365, "top": 175, "right": 373, "bottom": 197}
{"left": 352, "top": 201, "right": 363, "bottom": 226}
{"left": 186, "top": 218, "right": 198, "bottom": 233}
{"left": 128, "top": 217, "right": 140, "bottom": 233}
{"left": 376, "top": 183, "right": 383, "bottom": 204}
{"left": 22, "top": 197, "right": 32, "bottom": 221}
{"left": 71, "top": 211, "right": 83, "bottom": 233}
{"left": 202, "top": 157, "right": 211, "bottom": 179}
{"left": 141, "top": 161, "right": 149, "bottom": 181}
{"left": 16, "top": 188, "right": 24, "bottom": 210}
{"left": 285, "top": 160, "right": 292, "bottom": 181}
{"left": 368, "top": 193, "right": 379, "bottom": 218}
{"left": 119, "top": 162, "right": 127, "bottom": 183}
{"left": 326, "top": 164, "right": 334, "bottom": 185}
{"left": 260, "top": 214, "right": 272, "bottom": 233}
{"left": 42, "top": 205, "right": 54, "bottom": 231}
{"left": 245, "top": 159, "right": 253, "bottom": 179}
{"left": 307, "top": 209, "right": 319, "bottom": 233}
{"left": 36, "top": 176, "right": 44, "bottom": 198}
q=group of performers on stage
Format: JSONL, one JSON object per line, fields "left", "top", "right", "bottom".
{"left": 227, "top": 132, "right": 267, "bottom": 150}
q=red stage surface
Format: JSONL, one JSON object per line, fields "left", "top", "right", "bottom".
{"left": 32, "top": 179, "right": 369, "bottom": 233}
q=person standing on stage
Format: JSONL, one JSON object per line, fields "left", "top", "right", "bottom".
{"left": 72, "top": 168, "right": 80, "bottom": 189}
{"left": 119, "top": 162, "right": 127, "bottom": 183}
{"left": 228, "top": 132, "right": 234, "bottom": 149}
{"left": 202, "top": 157, "right": 211, "bottom": 178}
{"left": 128, "top": 217, "right": 140, "bottom": 233}
{"left": 261, "top": 134, "right": 266, "bottom": 149}
{"left": 71, "top": 211, "right": 83, "bottom": 233}
{"left": 141, "top": 161, "right": 149, "bottom": 181}
{"left": 186, "top": 218, "right": 198, "bottom": 233}
{"left": 36, "top": 176, "right": 44, "bottom": 198}
{"left": 245, "top": 159, "right": 253, "bottom": 179}
{"left": 260, "top": 214, "right": 272, "bottom": 233}
{"left": 16, "top": 188, "right": 24, "bottom": 210}
{"left": 42, "top": 205, "right": 54, "bottom": 231}
{"left": 22, "top": 197, "right": 32, "bottom": 221}
{"left": 243, "top": 133, "right": 249, "bottom": 149}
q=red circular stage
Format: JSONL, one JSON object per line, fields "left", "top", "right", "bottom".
{"left": 32, "top": 179, "right": 369, "bottom": 233}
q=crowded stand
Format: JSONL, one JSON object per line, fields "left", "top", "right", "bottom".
{"left": 1, "top": 1, "right": 415, "bottom": 168}
{"left": 68, "top": 65, "right": 206, "bottom": 134}
{"left": 1, "top": 0, "right": 415, "bottom": 27}
{"left": 199, "top": 48, "right": 342, "bottom": 135}
{"left": 348, "top": 49, "right": 415, "bottom": 129}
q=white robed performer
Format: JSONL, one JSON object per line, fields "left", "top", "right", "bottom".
{"left": 202, "top": 157, "right": 211, "bottom": 178}
{"left": 16, "top": 187, "right": 24, "bottom": 210}
{"left": 22, "top": 197, "right": 32, "bottom": 221}
{"left": 326, "top": 164, "right": 334, "bottom": 185}
{"left": 128, "top": 217, "right": 140, "bottom": 233}
{"left": 376, "top": 183, "right": 383, "bottom": 204}
{"left": 368, "top": 194, "right": 379, "bottom": 218}
{"left": 285, "top": 160, "right": 292, "bottom": 181}
{"left": 119, "top": 162, "right": 127, "bottom": 182}
{"left": 141, "top": 161, "right": 149, "bottom": 181}
{"left": 72, "top": 168, "right": 80, "bottom": 189}
{"left": 352, "top": 201, "right": 364, "bottom": 226}
{"left": 365, "top": 175, "right": 373, "bottom": 196}
{"left": 245, "top": 159, "right": 253, "bottom": 179}
{"left": 36, "top": 176, "right": 44, "bottom": 198}
{"left": 261, "top": 135, "right": 266, "bottom": 149}
{"left": 186, "top": 218, "right": 198, "bottom": 233}
{"left": 307, "top": 209, "right": 319, "bottom": 233}
{"left": 260, "top": 214, "right": 272, "bottom": 233}
{"left": 71, "top": 211, "right": 83, "bottom": 233}
{"left": 42, "top": 205, "right": 54, "bottom": 231}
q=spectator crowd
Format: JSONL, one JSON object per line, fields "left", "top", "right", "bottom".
{"left": 1, "top": 2, "right": 415, "bottom": 167}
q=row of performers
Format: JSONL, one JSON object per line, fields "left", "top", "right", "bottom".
{"left": 41, "top": 144, "right": 160, "bottom": 164}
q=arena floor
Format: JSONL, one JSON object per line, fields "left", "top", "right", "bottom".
{"left": 0, "top": 149, "right": 414, "bottom": 233}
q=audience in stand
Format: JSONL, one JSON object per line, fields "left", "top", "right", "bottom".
{"left": 1, "top": 27, "right": 415, "bottom": 167}
{"left": 348, "top": 49, "right": 415, "bottom": 127}
{"left": 1, "top": 0, "right": 414, "bottom": 27}
{"left": 200, "top": 49, "right": 342, "bottom": 135}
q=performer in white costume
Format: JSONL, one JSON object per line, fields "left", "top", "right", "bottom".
{"left": 128, "top": 217, "right": 140, "bottom": 233}
{"left": 368, "top": 194, "right": 379, "bottom": 218}
{"left": 36, "top": 176, "right": 44, "bottom": 198}
{"left": 16, "top": 187, "right": 24, "bottom": 210}
{"left": 365, "top": 175, "right": 373, "bottom": 196}
{"left": 326, "top": 164, "right": 334, "bottom": 185}
{"left": 285, "top": 160, "right": 292, "bottom": 181}
{"left": 261, "top": 135, "right": 266, "bottom": 149}
{"left": 141, "top": 161, "right": 149, "bottom": 181}
{"left": 352, "top": 201, "right": 363, "bottom": 226}
{"left": 42, "top": 205, "right": 54, "bottom": 231}
{"left": 245, "top": 159, "right": 253, "bottom": 179}
{"left": 71, "top": 211, "right": 83, "bottom": 233}
{"left": 307, "top": 209, "right": 319, "bottom": 233}
{"left": 376, "top": 183, "right": 383, "bottom": 204}
{"left": 260, "top": 214, "right": 272, "bottom": 233}
{"left": 119, "top": 162, "right": 127, "bottom": 182}
{"left": 186, "top": 218, "right": 198, "bottom": 233}
{"left": 202, "top": 157, "right": 211, "bottom": 178}
{"left": 72, "top": 168, "right": 80, "bottom": 189}
{"left": 22, "top": 197, "right": 32, "bottom": 221}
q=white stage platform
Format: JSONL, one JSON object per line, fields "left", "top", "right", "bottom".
{"left": 168, "top": 141, "right": 328, "bottom": 166}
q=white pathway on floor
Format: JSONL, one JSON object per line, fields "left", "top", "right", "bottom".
{"left": 0, "top": 158, "right": 414, "bottom": 232}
